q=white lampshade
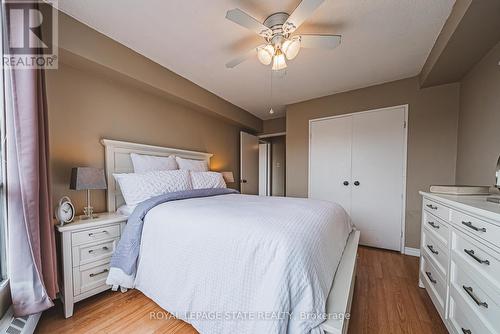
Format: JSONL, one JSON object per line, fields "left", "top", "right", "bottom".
{"left": 272, "top": 49, "right": 287, "bottom": 71}
{"left": 282, "top": 36, "right": 301, "bottom": 60}
{"left": 257, "top": 44, "right": 274, "bottom": 65}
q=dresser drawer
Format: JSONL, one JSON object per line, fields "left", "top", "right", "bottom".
{"left": 449, "top": 269, "right": 500, "bottom": 334}
{"left": 423, "top": 198, "right": 450, "bottom": 222}
{"left": 451, "top": 209, "right": 500, "bottom": 249}
{"left": 73, "top": 261, "right": 110, "bottom": 296}
{"left": 72, "top": 238, "right": 118, "bottom": 267}
{"left": 451, "top": 229, "right": 500, "bottom": 289}
{"left": 449, "top": 287, "right": 498, "bottom": 334}
{"left": 423, "top": 210, "right": 450, "bottom": 245}
{"left": 420, "top": 254, "right": 447, "bottom": 317}
{"left": 72, "top": 225, "right": 120, "bottom": 246}
{"left": 422, "top": 228, "right": 448, "bottom": 277}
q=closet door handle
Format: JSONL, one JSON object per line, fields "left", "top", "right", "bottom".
{"left": 343, "top": 181, "right": 349, "bottom": 186}
{"left": 354, "top": 181, "right": 360, "bottom": 186}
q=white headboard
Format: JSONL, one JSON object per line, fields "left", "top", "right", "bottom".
{"left": 101, "top": 139, "right": 213, "bottom": 212}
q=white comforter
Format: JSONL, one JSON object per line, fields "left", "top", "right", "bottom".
{"left": 134, "top": 193, "right": 352, "bottom": 334}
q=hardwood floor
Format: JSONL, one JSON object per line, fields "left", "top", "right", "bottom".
{"left": 36, "top": 246, "right": 447, "bottom": 334}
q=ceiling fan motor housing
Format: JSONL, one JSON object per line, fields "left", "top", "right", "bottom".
{"left": 263, "top": 12, "right": 290, "bottom": 47}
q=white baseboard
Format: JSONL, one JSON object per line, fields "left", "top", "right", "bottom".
{"left": 404, "top": 247, "right": 420, "bottom": 257}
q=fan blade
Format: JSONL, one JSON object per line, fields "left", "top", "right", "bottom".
{"left": 283, "top": 0, "right": 325, "bottom": 34}
{"left": 225, "top": 45, "right": 263, "bottom": 69}
{"left": 226, "top": 9, "right": 272, "bottom": 38}
{"left": 300, "top": 34, "right": 341, "bottom": 49}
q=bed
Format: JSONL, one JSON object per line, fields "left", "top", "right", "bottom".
{"left": 101, "top": 139, "right": 360, "bottom": 334}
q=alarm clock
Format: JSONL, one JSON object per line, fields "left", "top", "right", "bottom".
{"left": 55, "top": 196, "right": 75, "bottom": 226}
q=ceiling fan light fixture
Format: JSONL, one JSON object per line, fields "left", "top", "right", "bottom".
{"left": 282, "top": 36, "right": 301, "bottom": 60}
{"left": 257, "top": 44, "right": 274, "bottom": 65}
{"left": 272, "top": 48, "right": 287, "bottom": 71}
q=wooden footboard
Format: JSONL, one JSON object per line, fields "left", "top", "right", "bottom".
{"left": 321, "top": 229, "right": 360, "bottom": 334}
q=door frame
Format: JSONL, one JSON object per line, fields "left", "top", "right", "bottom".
{"left": 308, "top": 104, "right": 409, "bottom": 253}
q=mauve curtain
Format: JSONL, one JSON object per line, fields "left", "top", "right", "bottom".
{"left": 3, "top": 4, "right": 59, "bottom": 316}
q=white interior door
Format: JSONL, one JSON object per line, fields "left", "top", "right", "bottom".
{"left": 240, "top": 131, "right": 259, "bottom": 195}
{"left": 309, "top": 116, "right": 352, "bottom": 215}
{"left": 350, "top": 107, "right": 406, "bottom": 251}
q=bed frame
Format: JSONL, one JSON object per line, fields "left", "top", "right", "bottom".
{"left": 101, "top": 138, "right": 360, "bottom": 334}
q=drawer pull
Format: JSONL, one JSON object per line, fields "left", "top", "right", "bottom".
{"left": 462, "top": 221, "right": 486, "bottom": 232}
{"left": 88, "top": 230, "right": 109, "bottom": 237}
{"left": 461, "top": 329, "right": 471, "bottom": 334}
{"left": 426, "top": 245, "right": 438, "bottom": 255}
{"left": 88, "top": 246, "right": 109, "bottom": 254}
{"left": 464, "top": 249, "right": 490, "bottom": 265}
{"left": 89, "top": 269, "right": 109, "bottom": 278}
{"left": 463, "top": 286, "right": 488, "bottom": 308}
{"left": 426, "top": 204, "right": 438, "bottom": 210}
{"left": 425, "top": 271, "right": 436, "bottom": 284}
{"left": 427, "top": 221, "right": 440, "bottom": 229}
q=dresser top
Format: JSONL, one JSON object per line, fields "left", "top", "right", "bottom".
{"left": 420, "top": 191, "right": 500, "bottom": 223}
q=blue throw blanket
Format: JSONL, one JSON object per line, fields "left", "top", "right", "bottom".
{"left": 106, "top": 188, "right": 239, "bottom": 289}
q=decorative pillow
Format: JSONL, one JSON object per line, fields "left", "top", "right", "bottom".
{"left": 190, "top": 171, "right": 227, "bottom": 189}
{"left": 176, "top": 157, "right": 209, "bottom": 172}
{"left": 131, "top": 153, "right": 178, "bottom": 173}
{"left": 113, "top": 170, "right": 192, "bottom": 206}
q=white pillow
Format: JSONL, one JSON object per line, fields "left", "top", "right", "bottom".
{"left": 113, "top": 170, "right": 192, "bottom": 207}
{"left": 190, "top": 171, "right": 226, "bottom": 189}
{"left": 176, "top": 157, "right": 209, "bottom": 172}
{"left": 131, "top": 153, "right": 178, "bottom": 173}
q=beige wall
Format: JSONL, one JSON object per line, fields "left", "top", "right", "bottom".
{"left": 47, "top": 63, "right": 243, "bottom": 214}
{"left": 286, "top": 77, "right": 460, "bottom": 248}
{"left": 456, "top": 41, "right": 500, "bottom": 185}
{"left": 261, "top": 117, "right": 286, "bottom": 135}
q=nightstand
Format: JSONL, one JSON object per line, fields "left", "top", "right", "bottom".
{"left": 56, "top": 213, "right": 127, "bottom": 318}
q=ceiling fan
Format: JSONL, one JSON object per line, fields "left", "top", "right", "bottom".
{"left": 225, "top": 0, "right": 341, "bottom": 71}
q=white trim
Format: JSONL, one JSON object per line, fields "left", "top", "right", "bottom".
{"left": 404, "top": 247, "right": 421, "bottom": 257}
{"left": 258, "top": 132, "right": 286, "bottom": 139}
{"left": 101, "top": 139, "right": 213, "bottom": 212}
{"left": 308, "top": 105, "right": 409, "bottom": 253}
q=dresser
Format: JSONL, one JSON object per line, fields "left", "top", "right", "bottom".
{"left": 419, "top": 192, "right": 500, "bottom": 334}
{"left": 56, "top": 213, "right": 127, "bottom": 318}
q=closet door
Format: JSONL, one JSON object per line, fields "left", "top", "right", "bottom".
{"left": 350, "top": 107, "right": 405, "bottom": 251}
{"left": 309, "top": 116, "right": 352, "bottom": 215}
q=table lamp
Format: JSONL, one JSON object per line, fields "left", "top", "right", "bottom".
{"left": 70, "top": 167, "right": 107, "bottom": 219}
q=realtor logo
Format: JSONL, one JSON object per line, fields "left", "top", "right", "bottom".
{"left": 2, "top": 0, "right": 58, "bottom": 69}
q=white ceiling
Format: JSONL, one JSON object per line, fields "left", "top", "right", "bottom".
{"left": 57, "top": 0, "right": 455, "bottom": 120}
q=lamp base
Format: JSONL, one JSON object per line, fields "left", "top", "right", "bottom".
{"left": 81, "top": 205, "right": 97, "bottom": 220}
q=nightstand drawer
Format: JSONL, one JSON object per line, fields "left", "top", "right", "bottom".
{"left": 72, "top": 225, "right": 120, "bottom": 246}
{"left": 72, "top": 238, "right": 118, "bottom": 267}
{"left": 73, "top": 261, "right": 110, "bottom": 296}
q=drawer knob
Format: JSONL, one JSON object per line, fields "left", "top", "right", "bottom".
{"left": 89, "top": 268, "right": 109, "bottom": 278}
{"left": 462, "top": 329, "right": 472, "bottom": 334}
{"left": 464, "top": 249, "right": 490, "bottom": 265}
{"left": 463, "top": 285, "right": 488, "bottom": 308}
{"left": 427, "top": 221, "right": 440, "bottom": 229}
{"left": 88, "top": 230, "right": 109, "bottom": 237}
{"left": 425, "top": 271, "right": 437, "bottom": 284}
{"left": 88, "top": 246, "right": 109, "bottom": 254}
{"left": 426, "top": 245, "right": 439, "bottom": 255}
{"left": 426, "top": 204, "right": 438, "bottom": 210}
{"left": 462, "top": 221, "right": 486, "bottom": 232}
